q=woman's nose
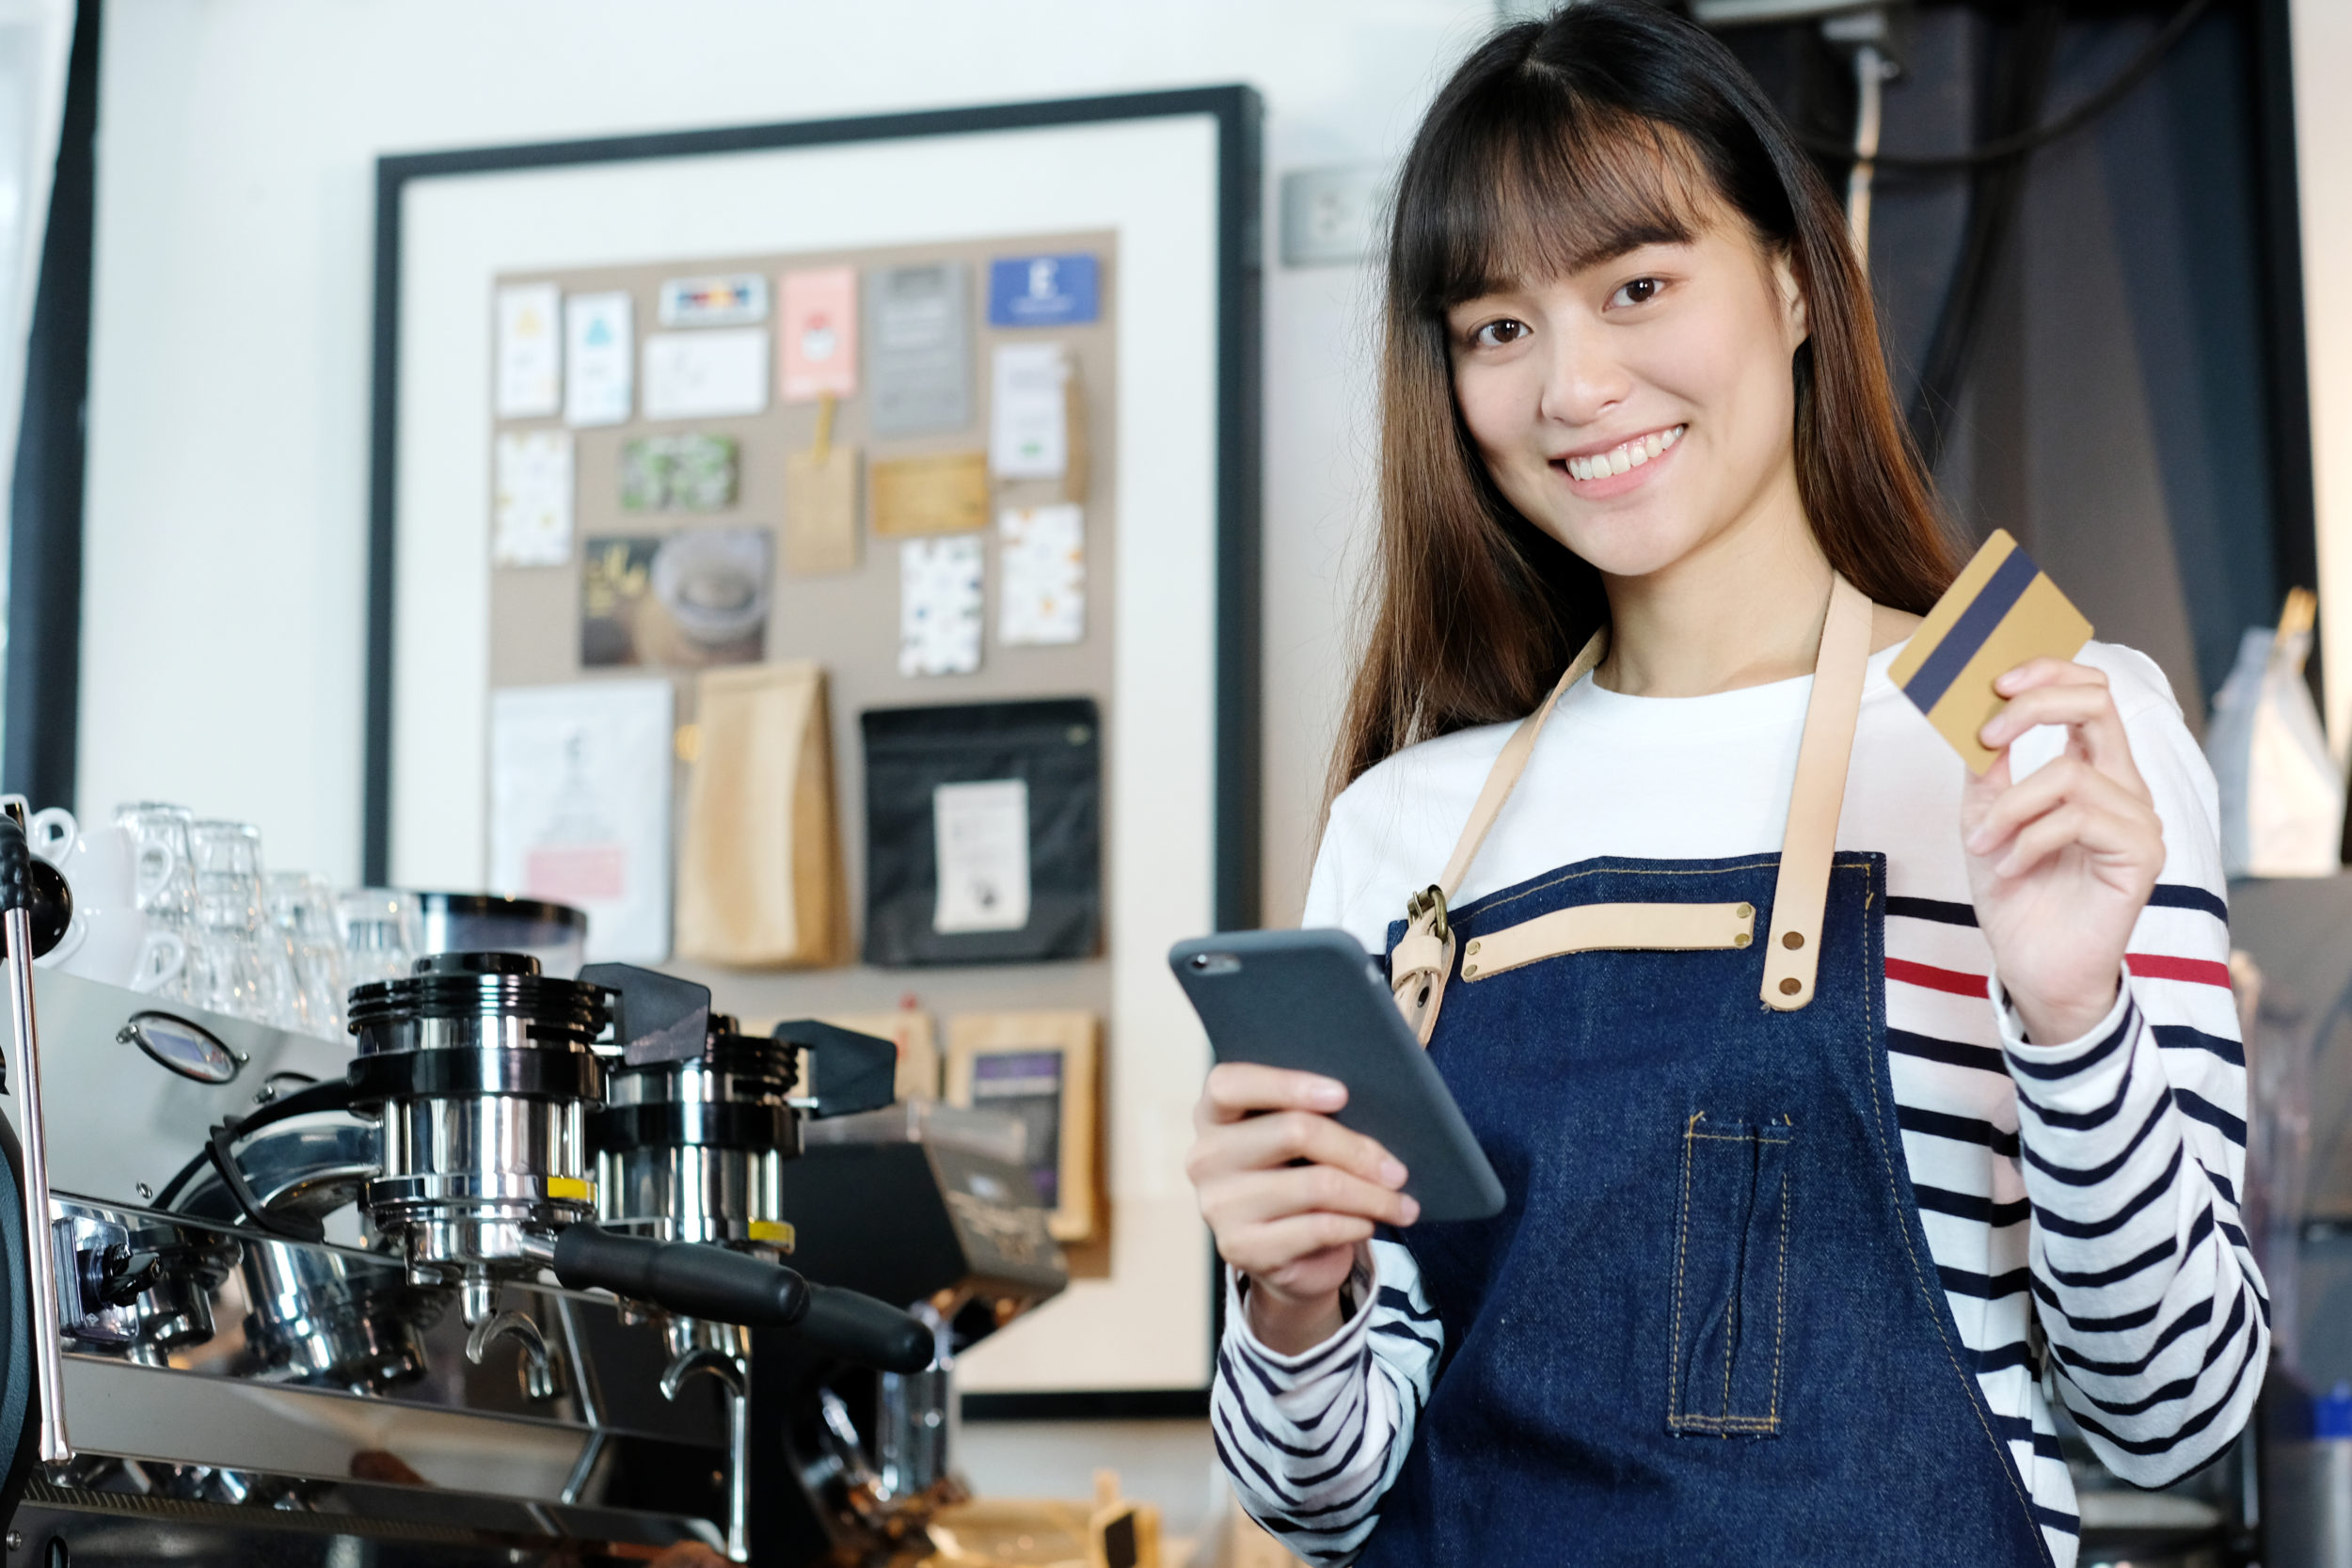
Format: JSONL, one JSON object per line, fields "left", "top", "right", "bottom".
{"left": 1536, "top": 324, "right": 1629, "bottom": 427}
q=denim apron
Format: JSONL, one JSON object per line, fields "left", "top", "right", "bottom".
{"left": 1360, "top": 580, "right": 2052, "bottom": 1566}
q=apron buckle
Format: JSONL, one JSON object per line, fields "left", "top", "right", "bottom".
{"left": 1405, "top": 884, "right": 1450, "bottom": 943}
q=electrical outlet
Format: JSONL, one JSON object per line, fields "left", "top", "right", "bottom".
{"left": 1279, "top": 165, "right": 1387, "bottom": 268}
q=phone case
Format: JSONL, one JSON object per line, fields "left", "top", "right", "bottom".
{"left": 1168, "top": 928, "right": 1505, "bottom": 1222}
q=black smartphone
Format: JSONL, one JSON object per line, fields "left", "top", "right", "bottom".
{"left": 1168, "top": 928, "right": 1505, "bottom": 1223}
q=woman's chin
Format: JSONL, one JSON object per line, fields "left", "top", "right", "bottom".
{"left": 1537, "top": 515, "right": 1708, "bottom": 581}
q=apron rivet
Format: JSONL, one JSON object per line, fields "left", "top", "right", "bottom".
{"left": 1464, "top": 963, "right": 1479, "bottom": 977}
{"left": 1734, "top": 933, "right": 1751, "bottom": 948}
{"left": 1735, "top": 903, "right": 1753, "bottom": 919}
{"left": 1781, "top": 931, "right": 1804, "bottom": 950}
{"left": 1779, "top": 976, "right": 1802, "bottom": 996}
{"left": 1467, "top": 941, "right": 1481, "bottom": 956}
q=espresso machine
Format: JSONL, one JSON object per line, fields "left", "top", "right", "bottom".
{"left": 0, "top": 814, "right": 941, "bottom": 1566}
{"left": 579, "top": 966, "right": 1073, "bottom": 1565}
{"left": 580, "top": 962, "right": 901, "bottom": 1560}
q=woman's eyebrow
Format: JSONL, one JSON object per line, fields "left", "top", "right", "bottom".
{"left": 1562, "top": 226, "right": 1693, "bottom": 275}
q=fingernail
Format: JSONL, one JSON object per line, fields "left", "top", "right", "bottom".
{"left": 1963, "top": 828, "right": 1989, "bottom": 853}
{"left": 1398, "top": 1196, "right": 1421, "bottom": 1225}
{"left": 1309, "top": 1080, "right": 1345, "bottom": 1109}
{"left": 1379, "top": 1158, "right": 1407, "bottom": 1187}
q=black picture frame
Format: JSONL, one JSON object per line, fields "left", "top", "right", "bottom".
{"left": 363, "top": 87, "right": 1263, "bottom": 1419}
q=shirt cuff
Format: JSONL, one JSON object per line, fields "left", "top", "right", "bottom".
{"left": 1990, "top": 963, "right": 2139, "bottom": 1102}
{"left": 1224, "top": 1244, "right": 1378, "bottom": 1378}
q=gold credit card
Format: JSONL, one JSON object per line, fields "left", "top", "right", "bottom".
{"left": 1886, "top": 530, "right": 2092, "bottom": 773}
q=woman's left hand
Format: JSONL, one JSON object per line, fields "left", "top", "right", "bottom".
{"left": 1959, "top": 657, "right": 2165, "bottom": 1045}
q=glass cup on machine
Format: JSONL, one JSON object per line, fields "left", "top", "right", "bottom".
{"left": 113, "top": 801, "right": 199, "bottom": 1002}
{"left": 265, "top": 871, "right": 346, "bottom": 1037}
{"left": 337, "top": 888, "right": 421, "bottom": 990}
{"left": 187, "top": 819, "right": 295, "bottom": 1025}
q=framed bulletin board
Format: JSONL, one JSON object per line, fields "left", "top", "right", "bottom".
{"left": 365, "top": 90, "right": 1260, "bottom": 1414}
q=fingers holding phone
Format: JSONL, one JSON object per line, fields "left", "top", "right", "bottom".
{"left": 1186, "top": 1062, "right": 1416, "bottom": 1353}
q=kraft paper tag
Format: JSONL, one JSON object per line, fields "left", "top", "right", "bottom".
{"left": 1888, "top": 529, "right": 2093, "bottom": 773}
{"left": 872, "top": 450, "right": 989, "bottom": 536}
{"left": 784, "top": 392, "right": 858, "bottom": 575}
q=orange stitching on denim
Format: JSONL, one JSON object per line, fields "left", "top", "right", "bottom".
{"left": 1669, "top": 1111, "right": 1701, "bottom": 1428}
{"left": 1771, "top": 1160, "right": 1788, "bottom": 1426}
{"left": 1453, "top": 856, "right": 1875, "bottom": 936}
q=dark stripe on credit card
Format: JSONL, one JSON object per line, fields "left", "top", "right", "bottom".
{"left": 1901, "top": 544, "right": 2039, "bottom": 713}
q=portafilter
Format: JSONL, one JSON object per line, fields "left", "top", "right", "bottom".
{"left": 186, "top": 951, "right": 931, "bottom": 1374}
{"left": 575, "top": 963, "right": 898, "bottom": 1561}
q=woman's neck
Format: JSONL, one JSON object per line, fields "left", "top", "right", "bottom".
{"left": 1594, "top": 484, "right": 1836, "bottom": 699}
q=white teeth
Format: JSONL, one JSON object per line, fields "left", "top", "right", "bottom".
{"left": 1564, "top": 426, "right": 1685, "bottom": 482}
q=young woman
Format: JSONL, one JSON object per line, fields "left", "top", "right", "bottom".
{"left": 1187, "top": 7, "right": 2265, "bottom": 1565}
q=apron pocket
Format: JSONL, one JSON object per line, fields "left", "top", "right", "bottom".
{"left": 1666, "top": 1114, "right": 1792, "bottom": 1437}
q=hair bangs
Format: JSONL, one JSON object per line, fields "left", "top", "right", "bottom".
{"left": 1398, "top": 84, "right": 1712, "bottom": 313}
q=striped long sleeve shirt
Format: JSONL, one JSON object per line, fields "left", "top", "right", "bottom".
{"left": 1214, "top": 641, "right": 2266, "bottom": 1568}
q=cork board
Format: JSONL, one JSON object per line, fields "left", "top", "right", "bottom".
{"left": 488, "top": 230, "right": 1117, "bottom": 1035}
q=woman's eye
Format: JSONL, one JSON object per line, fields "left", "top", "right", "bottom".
{"left": 1612, "top": 277, "right": 1663, "bottom": 309}
{"left": 1471, "top": 319, "right": 1528, "bottom": 348}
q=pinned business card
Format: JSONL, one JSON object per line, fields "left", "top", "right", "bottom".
{"left": 989, "top": 253, "right": 1099, "bottom": 327}
{"left": 1887, "top": 529, "right": 2092, "bottom": 773}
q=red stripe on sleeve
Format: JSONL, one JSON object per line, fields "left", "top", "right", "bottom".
{"left": 1884, "top": 958, "right": 1990, "bottom": 999}
{"left": 2126, "top": 953, "right": 2233, "bottom": 990}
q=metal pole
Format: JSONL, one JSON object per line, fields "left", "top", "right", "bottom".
{"left": 6, "top": 903, "right": 70, "bottom": 1463}
{"left": 1847, "top": 42, "right": 1887, "bottom": 268}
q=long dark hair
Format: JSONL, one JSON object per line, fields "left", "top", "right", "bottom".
{"left": 1330, "top": 1, "right": 1955, "bottom": 798}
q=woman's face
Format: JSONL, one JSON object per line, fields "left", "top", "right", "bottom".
{"left": 1445, "top": 200, "right": 1809, "bottom": 582}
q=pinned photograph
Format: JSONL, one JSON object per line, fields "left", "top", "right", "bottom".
{"left": 621, "top": 433, "right": 739, "bottom": 511}
{"left": 583, "top": 527, "right": 770, "bottom": 669}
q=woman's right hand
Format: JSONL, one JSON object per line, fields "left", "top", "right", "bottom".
{"left": 1185, "top": 1062, "right": 1420, "bottom": 1354}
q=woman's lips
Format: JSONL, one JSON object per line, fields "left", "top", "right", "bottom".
{"left": 1551, "top": 423, "right": 1685, "bottom": 498}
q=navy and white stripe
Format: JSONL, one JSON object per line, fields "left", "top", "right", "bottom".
{"left": 1216, "top": 641, "right": 2266, "bottom": 1568}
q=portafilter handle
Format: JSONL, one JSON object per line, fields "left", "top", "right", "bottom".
{"left": 524, "top": 1227, "right": 934, "bottom": 1374}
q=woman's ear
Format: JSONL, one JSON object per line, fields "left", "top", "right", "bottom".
{"left": 1772, "top": 250, "right": 1808, "bottom": 349}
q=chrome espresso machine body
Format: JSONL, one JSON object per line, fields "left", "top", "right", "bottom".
{"left": 578, "top": 966, "right": 1071, "bottom": 1565}
{"left": 0, "top": 829, "right": 943, "bottom": 1568}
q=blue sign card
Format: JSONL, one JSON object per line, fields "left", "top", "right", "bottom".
{"left": 988, "top": 253, "right": 1101, "bottom": 327}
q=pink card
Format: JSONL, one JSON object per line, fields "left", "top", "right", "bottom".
{"left": 780, "top": 266, "right": 858, "bottom": 401}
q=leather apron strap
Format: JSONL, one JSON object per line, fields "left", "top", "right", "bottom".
{"left": 1391, "top": 577, "right": 1874, "bottom": 1037}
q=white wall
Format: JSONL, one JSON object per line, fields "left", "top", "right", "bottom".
{"left": 78, "top": 0, "right": 1495, "bottom": 929}
{"left": 2292, "top": 0, "right": 2352, "bottom": 751}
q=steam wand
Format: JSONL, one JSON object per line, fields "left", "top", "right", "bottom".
{"left": 0, "top": 806, "right": 71, "bottom": 1463}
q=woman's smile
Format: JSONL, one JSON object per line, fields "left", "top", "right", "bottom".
{"left": 1552, "top": 421, "right": 1687, "bottom": 496}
